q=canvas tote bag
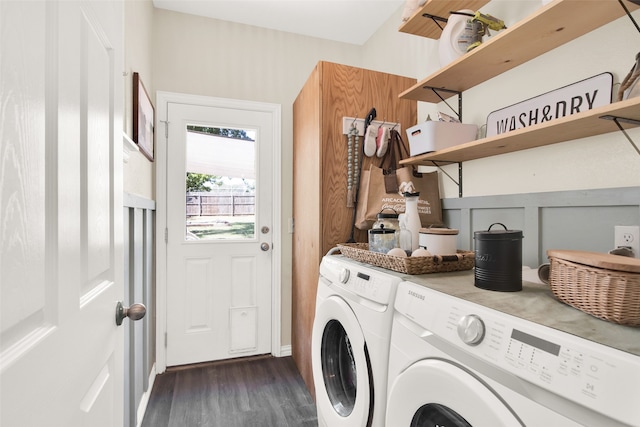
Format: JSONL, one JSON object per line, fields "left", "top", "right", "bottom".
{"left": 354, "top": 129, "right": 443, "bottom": 230}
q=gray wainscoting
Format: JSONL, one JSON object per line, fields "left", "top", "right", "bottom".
{"left": 124, "top": 193, "right": 156, "bottom": 427}
{"left": 442, "top": 186, "right": 640, "bottom": 268}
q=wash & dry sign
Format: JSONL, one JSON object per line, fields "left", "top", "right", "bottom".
{"left": 486, "top": 73, "right": 612, "bottom": 137}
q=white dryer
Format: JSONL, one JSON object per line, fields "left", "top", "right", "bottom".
{"left": 386, "top": 281, "right": 640, "bottom": 427}
{"left": 312, "top": 251, "right": 401, "bottom": 427}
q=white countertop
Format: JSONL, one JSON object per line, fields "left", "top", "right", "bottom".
{"left": 334, "top": 255, "right": 640, "bottom": 357}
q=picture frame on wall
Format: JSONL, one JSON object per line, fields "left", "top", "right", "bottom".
{"left": 133, "top": 72, "right": 154, "bottom": 161}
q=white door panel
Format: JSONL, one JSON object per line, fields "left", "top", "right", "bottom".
{"left": 1, "top": 1, "right": 124, "bottom": 426}
{"left": 165, "top": 102, "right": 273, "bottom": 366}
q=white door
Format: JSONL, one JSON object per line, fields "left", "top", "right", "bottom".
{"left": 164, "top": 101, "right": 275, "bottom": 366}
{"left": 0, "top": 1, "right": 124, "bottom": 426}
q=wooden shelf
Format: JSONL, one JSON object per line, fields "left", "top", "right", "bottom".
{"left": 398, "top": 0, "right": 490, "bottom": 39}
{"left": 400, "top": 0, "right": 639, "bottom": 103}
{"left": 399, "top": 97, "right": 640, "bottom": 165}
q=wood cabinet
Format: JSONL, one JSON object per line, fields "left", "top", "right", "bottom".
{"left": 398, "top": 0, "right": 640, "bottom": 167}
{"left": 292, "top": 61, "right": 416, "bottom": 395}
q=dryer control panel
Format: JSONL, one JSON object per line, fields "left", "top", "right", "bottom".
{"left": 395, "top": 282, "right": 640, "bottom": 427}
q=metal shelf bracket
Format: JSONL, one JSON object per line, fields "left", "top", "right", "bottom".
{"left": 431, "top": 161, "right": 463, "bottom": 198}
{"left": 423, "top": 87, "right": 464, "bottom": 197}
{"left": 424, "top": 86, "right": 463, "bottom": 121}
{"left": 600, "top": 114, "right": 640, "bottom": 156}
{"left": 618, "top": 0, "right": 640, "bottom": 34}
{"left": 421, "top": 13, "right": 448, "bottom": 31}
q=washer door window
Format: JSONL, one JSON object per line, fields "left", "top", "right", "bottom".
{"left": 386, "top": 359, "right": 523, "bottom": 426}
{"left": 321, "top": 319, "right": 358, "bottom": 416}
{"left": 312, "top": 295, "right": 372, "bottom": 426}
{"left": 411, "top": 403, "right": 471, "bottom": 426}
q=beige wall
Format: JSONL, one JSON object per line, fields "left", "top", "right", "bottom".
{"left": 124, "top": 1, "right": 640, "bottom": 348}
{"left": 124, "top": 0, "right": 155, "bottom": 199}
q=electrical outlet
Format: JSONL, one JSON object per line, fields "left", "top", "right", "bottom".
{"left": 614, "top": 225, "right": 640, "bottom": 258}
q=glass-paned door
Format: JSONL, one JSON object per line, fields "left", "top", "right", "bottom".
{"left": 165, "top": 101, "right": 274, "bottom": 366}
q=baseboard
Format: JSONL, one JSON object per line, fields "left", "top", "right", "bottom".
{"left": 279, "top": 345, "right": 292, "bottom": 357}
{"left": 136, "top": 363, "right": 157, "bottom": 427}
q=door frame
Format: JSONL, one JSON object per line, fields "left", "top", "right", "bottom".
{"left": 155, "top": 91, "right": 282, "bottom": 373}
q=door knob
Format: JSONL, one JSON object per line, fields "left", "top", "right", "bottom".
{"left": 260, "top": 242, "right": 270, "bottom": 251}
{"left": 115, "top": 302, "right": 146, "bottom": 326}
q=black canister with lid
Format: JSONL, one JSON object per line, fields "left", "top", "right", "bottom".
{"left": 474, "top": 223, "right": 523, "bottom": 292}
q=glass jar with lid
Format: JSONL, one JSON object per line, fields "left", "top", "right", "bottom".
{"left": 369, "top": 209, "right": 399, "bottom": 253}
{"left": 372, "top": 209, "right": 399, "bottom": 232}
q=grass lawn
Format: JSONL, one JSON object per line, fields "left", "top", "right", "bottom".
{"left": 187, "top": 216, "right": 255, "bottom": 240}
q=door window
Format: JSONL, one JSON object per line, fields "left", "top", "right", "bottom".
{"left": 185, "top": 126, "right": 256, "bottom": 241}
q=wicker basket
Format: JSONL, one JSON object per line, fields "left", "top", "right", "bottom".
{"left": 337, "top": 243, "right": 474, "bottom": 275}
{"left": 548, "top": 253, "right": 640, "bottom": 326}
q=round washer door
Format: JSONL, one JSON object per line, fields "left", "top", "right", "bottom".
{"left": 312, "top": 295, "right": 372, "bottom": 426}
{"left": 386, "top": 359, "right": 523, "bottom": 426}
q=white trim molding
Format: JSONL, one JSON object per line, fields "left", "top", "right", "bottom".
{"left": 136, "top": 363, "right": 157, "bottom": 427}
{"left": 123, "top": 131, "right": 139, "bottom": 163}
{"left": 279, "top": 345, "right": 292, "bottom": 357}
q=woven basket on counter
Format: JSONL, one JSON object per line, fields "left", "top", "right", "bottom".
{"left": 337, "top": 243, "right": 474, "bottom": 275}
{"left": 547, "top": 250, "right": 640, "bottom": 326}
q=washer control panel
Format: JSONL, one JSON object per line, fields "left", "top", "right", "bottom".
{"left": 395, "top": 282, "right": 640, "bottom": 426}
{"left": 320, "top": 256, "right": 399, "bottom": 305}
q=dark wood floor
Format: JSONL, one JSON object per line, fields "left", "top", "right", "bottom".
{"left": 141, "top": 355, "right": 318, "bottom": 427}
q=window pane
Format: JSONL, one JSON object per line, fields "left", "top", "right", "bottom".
{"left": 185, "top": 126, "right": 256, "bottom": 241}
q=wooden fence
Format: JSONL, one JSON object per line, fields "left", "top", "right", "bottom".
{"left": 186, "top": 192, "right": 255, "bottom": 216}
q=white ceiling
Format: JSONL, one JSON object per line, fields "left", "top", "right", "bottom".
{"left": 152, "top": 0, "right": 405, "bottom": 45}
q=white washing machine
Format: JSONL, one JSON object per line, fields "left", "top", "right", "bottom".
{"left": 386, "top": 281, "right": 640, "bottom": 427}
{"left": 312, "top": 251, "right": 401, "bottom": 427}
